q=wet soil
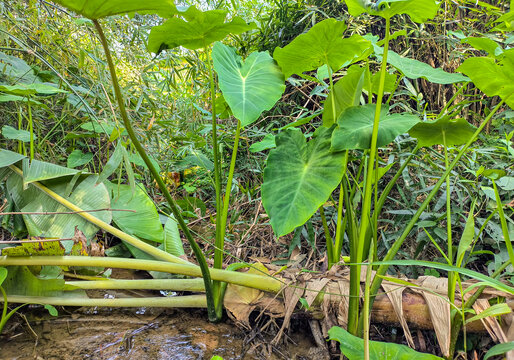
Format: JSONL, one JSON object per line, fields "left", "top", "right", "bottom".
{"left": 0, "top": 307, "right": 319, "bottom": 360}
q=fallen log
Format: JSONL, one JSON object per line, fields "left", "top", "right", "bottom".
{"left": 224, "top": 265, "right": 514, "bottom": 357}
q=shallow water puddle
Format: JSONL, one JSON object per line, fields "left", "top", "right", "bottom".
{"left": 0, "top": 308, "right": 318, "bottom": 359}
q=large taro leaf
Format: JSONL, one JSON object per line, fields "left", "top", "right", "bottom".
{"left": 147, "top": 6, "right": 255, "bottom": 53}
{"left": 328, "top": 326, "right": 443, "bottom": 360}
{"left": 409, "top": 116, "right": 476, "bottom": 148}
{"left": 107, "top": 183, "right": 164, "bottom": 243}
{"left": 344, "top": 0, "right": 440, "bottom": 22}
{"left": 0, "top": 148, "right": 25, "bottom": 167}
{"left": 262, "top": 128, "right": 345, "bottom": 237}
{"left": 0, "top": 94, "right": 43, "bottom": 105}
{"left": 331, "top": 104, "right": 420, "bottom": 151}
{"left": 6, "top": 173, "right": 111, "bottom": 251}
{"left": 0, "top": 51, "right": 39, "bottom": 84}
{"left": 22, "top": 159, "right": 79, "bottom": 186}
{"left": 323, "top": 65, "right": 365, "bottom": 127}
{"left": 212, "top": 42, "right": 285, "bottom": 127}
{"left": 49, "top": 0, "right": 176, "bottom": 19}
{"left": 163, "top": 214, "right": 185, "bottom": 257}
{"left": 273, "top": 19, "right": 372, "bottom": 79}
{"left": 2, "top": 240, "right": 66, "bottom": 257}
{"left": 121, "top": 212, "right": 186, "bottom": 276}
{"left": 2, "top": 266, "right": 84, "bottom": 297}
{"left": 373, "top": 46, "right": 469, "bottom": 84}
{"left": 458, "top": 49, "right": 514, "bottom": 109}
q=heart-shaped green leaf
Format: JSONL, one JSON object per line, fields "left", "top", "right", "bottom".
{"left": 364, "top": 69, "right": 397, "bottom": 96}
{"left": 273, "top": 19, "right": 372, "bottom": 78}
{"left": 1, "top": 125, "right": 34, "bottom": 142}
{"left": 67, "top": 149, "right": 94, "bottom": 168}
{"left": 458, "top": 50, "right": 514, "bottom": 109}
{"left": 262, "top": 128, "right": 345, "bottom": 237}
{"left": 374, "top": 46, "right": 469, "bottom": 84}
{"left": 147, "top": 7, "right": 255, "bottom": 52}
{"left": 409, "top": 116, "right": 476, "bottom": 147}
{"left": 49, "top": 0, "right": 176, "bottom": 19}
{"left": 323, "top": 65, "right": 366, "bottom": 127}
{"left": 497, "top": 176, "right": 514, "bottom": 191}
{"left": 328, "top": 326, "right": 443, "bottom": 360}
{"left": 0, "top": 51, "right": 38, "bottom": 83}
{"left": 345, "top": 0, "right": 440, "bottom": 22}
{"left": 249, "top": 134, "right": 276, "bottom": 153}
{"left": 212, "top": 42, "right": 285, "bottom": 127}
{"left": 331, "top": 105, "right": 420, "bottom": 150}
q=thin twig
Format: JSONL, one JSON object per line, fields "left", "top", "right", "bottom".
{"left": 185, "top": 214, "right": 212, "bottom": 226}
{"left": 240, "top": 201, "right": 263, "bottom": 244}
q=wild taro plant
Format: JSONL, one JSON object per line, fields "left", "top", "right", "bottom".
{"left": 0, "top": 0, "right": 286, "bottom": 325}
{"left": 146, "top": 5, "right": 285, "bottom": 318}
{"left": 0, "top": 0, "right": 513, "bottom": 358}
{"left": 260, "top": 0, "right": 514, "bottom": 350}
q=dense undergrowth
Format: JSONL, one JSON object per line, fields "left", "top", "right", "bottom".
{"left": 0, "top": 0, "right": 513, "bottom": 359}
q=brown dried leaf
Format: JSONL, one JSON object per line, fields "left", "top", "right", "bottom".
{"left": 473, "top": 299, "right": 507, "bottom": 343}
{"left": 224, "top": 263, "right": 269, "bottom": 324}
{"left": 305, "top": 278, "right": 330, "bottom": 308}
{"left": 412, "top": 276, "right": 450, "bottom": 357}
{"left": 71, "top": 226, "right": 89, "bottom": 256}
{"left": 381, "top": 282, "right": 414, "bottom": 348}
{"left": 322, "top": 279, "right": 351, "bottom": 331}
{"left": 272, "top": 280, "right": 305, "bottom": 345}
{"left": 224, "top": 284, "right": 260, "bottom": 325}
{"left": 90, "top": 242, "right": 105, "bottom": 257}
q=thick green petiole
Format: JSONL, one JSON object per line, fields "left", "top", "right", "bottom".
{"left": 92, "top": 20, "right": 217, "bottom": 322}
{"left": 348, "top": 16, "right": 391, "bottom": 335}
{"left": 0, "top": 256, "right": 283, "bottom": 293}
